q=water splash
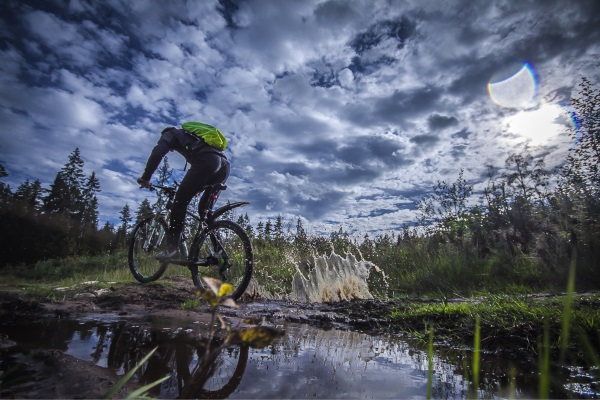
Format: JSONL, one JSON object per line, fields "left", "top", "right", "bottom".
{"left": 291, "top": 252, "right": 386, "bottom": 303}
{"left": 243, "top": 278, "right": 275, "bottom": 300}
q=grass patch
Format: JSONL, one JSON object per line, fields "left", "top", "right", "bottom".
{"left": 0, "top": 251, "right": 180, "bottom": 300}
{"left": 3, "top": 251, "right": 132, "bottom": 282}
{"left": 181, "top": 298, "right": 201, "bottom": 310}
{"left": 388, "top": 292, "right": 600, "bottom": 363}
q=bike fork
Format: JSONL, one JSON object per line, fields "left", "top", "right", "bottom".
{"left": 144, "top": 219, "right": 165, "bottom": 251}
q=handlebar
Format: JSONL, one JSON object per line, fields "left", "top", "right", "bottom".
{"left": 140, "top": 181, "right": 179, "bottom": 195}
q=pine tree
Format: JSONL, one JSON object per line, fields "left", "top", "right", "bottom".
{"left": 135, "top": 198, "right": 153, "bottom": 225}
{"left": 42, "top": 173, "right": 71, "bottom": 215}
{"left": 0, "top": 163, "right": 11, "bottom": 210}
{"left": 13, "top": 179, "right": 43, "bottom": 214}
{"left": 256, "top": 221, "right": 264, "bottom": 239}
{"left": 294, "top": 217, "right": 310, "bottom": 256}
{"left": 264, "top": 219, "right": 272, "bottom": 241}
{"left": 155, "top": 156, "right": 172, "bottom": 186}
{"left": 101, "top": 221, "right": 115, "bottom": 233}
{"left": 81, "top": 171, "right": 101, "bottom": 232}
{"left": 98, "top": 221, "right": 116, "bottom": 253}
{"left": 63, "top": 148, "right": 86, "bottom": 188}
{"left": 42, "top": 148, "right": 86, "bottom": 219}
{"left": 236, "top": 214, "right": 247, "bottom": 230}
{"left": 295, "top": 217, "right": 307, "bottom": 242}
{"left": 274, "top": 215, "right": 284, "bottom": 242}
{"left": 116, "top": 203, "right": 133, "bottom": 247}
{"left": 243, "top": 213, "right": 254, "bottom": 238}
{"left": 62, "top": 148, "right": 86, "bottom": 219}
{"left": 119, "top": 203, "right": 132, "bottom": 234}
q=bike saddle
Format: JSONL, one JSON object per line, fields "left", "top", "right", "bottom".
{"left": 205, "top": 183, "right": 227, "bottom": 191}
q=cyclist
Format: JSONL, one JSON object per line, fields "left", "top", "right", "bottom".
{"left": 137, "top": 126, "right": 230, "bottom": 260}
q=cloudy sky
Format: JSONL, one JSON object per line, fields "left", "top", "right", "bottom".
{"left": 1, "top": 0, "right": 599, "bottom": 236}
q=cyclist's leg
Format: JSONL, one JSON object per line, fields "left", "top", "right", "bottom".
{"left": 167, "top": 154, "right": 228, "bottom": 249}
{"left": 197, "top": 157, "right": 230, "bottom": 215}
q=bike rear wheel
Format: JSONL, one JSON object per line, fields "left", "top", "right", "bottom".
{"left": 190, "top": 220, "right": 253, "bottom": 300}
{"left": 129, "top": 216, "right": 169, "bottom": 283}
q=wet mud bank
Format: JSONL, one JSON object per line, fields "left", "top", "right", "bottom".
{"left": 1, "top": 276, "right": 597, "bottom": 357}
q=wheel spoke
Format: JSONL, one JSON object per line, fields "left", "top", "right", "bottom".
{"left": 190, "top": 220, "right": 253, "bottom": 300}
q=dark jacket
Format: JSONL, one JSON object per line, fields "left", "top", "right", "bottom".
{"left": 141, "top": 128, "right": 226, "bottom": 181}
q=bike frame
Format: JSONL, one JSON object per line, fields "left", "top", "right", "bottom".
{"left": 147, "top": 183, "right": 249, "bottom": 268}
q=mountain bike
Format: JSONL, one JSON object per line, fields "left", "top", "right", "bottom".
{"left": 128, "top": 182, "right": 253, "bottom": 300}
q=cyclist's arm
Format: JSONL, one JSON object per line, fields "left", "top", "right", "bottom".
{"left": 140, "top": 136, "right": 172, "bottom": 181}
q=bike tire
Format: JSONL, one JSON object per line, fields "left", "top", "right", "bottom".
{"left": 128, "top": 216, "right": 169, "bottom": 283}
{"left": 197, "top": 345, "right": 249, "bottom": 398}
{"left": 189, "top": 220, "right": 253, "bottom": 300}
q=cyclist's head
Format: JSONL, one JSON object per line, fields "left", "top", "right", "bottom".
{"left": 161, "top": 127, "right": 177, "bottom": 135}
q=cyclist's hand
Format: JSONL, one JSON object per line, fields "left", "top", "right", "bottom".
{"left": 137, "top": 178, "right": 151, "bottom": 188}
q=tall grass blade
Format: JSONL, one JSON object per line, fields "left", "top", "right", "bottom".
{"left": 472, "top": 314, "right": 480, "bottom": 398}
{"left": 124, "top": 375, "right": 170, "bottom": 399}
{"left": 508, "top": 365, "right": 517, "bottom": 400}
{"left": 560, "top": 254, "right": 577, "bottom": 363}
{"left": 538, "top": 320, "right": 550, "bottom": 399}
{"left": 427, "top": 327, "right": 434, "bottom": 399}
{"left": 575, "top": 324, "right": 600, "bottom": 368}
{"left": 102, "top": 346, "right": 160, "bottom": 399}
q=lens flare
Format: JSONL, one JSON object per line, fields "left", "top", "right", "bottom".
{"left": 488, "top": 62, "right": 538, "bottom": 108}
{"left": 560, "top": 102, "right": 583, "bottom": 147}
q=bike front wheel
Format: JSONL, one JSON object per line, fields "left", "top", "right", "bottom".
{"left": 128, "top": 216, "right": 169, "bottom": 283}
{"left": 190, "top": 220, "right": 253, "bottom": 300}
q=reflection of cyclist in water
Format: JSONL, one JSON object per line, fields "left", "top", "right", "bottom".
{"left": 108, "top": 325, "right": 248, "bottom": 398}
{"left": 137, "top": 126, "right": 230, "bottom": 261}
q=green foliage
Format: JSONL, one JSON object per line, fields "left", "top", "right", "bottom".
{"left": 252, "top": 240, "right": 298, "bottom": 296}
{"left": 4, "top": 251, "right": 130, "bottom": 282}
{"left": 181, "top": 298, "right": 201, "bottom": 310}
{"left": 564, "top": 76, "right": 600, "bottom": 192}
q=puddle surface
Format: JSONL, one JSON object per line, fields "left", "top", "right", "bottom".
{"left": 1, "top": 314, "right": 598, "bottom": 398}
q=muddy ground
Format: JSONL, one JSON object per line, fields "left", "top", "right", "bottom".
{"left": 0, "top": 275, "right": 402, "bottom": 399}
{"left": 1, "top": 275, "right": 595, "bottom": 398}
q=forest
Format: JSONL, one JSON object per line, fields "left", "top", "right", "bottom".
{"left": 0, "top": 77, "right": 598, "bottom": 296}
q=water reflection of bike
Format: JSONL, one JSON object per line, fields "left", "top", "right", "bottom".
{"left": 107, "top": 323, "right": 249, "bottom": 398}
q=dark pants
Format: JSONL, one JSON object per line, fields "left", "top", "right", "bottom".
{"left": 167, "top": 153, "right": 230, "bottom": 249}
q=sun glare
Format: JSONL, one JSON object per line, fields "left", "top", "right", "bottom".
{"left": 505, "top": 103, "right": 566, "bottom": 145}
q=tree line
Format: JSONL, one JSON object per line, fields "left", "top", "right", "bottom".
{"left": 0, "top": 148, "right": 109, "bottom": 266}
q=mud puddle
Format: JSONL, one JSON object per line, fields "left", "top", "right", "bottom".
{"left": 2, "top": 311, "right": 597, "bottom": 398}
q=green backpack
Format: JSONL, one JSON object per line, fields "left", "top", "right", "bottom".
{"left": 182, "top": 122, "right": 227, "bottom": 151}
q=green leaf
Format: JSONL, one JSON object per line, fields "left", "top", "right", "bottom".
{"left": 125, "top": 375, "right": 170, "bottom": 399}
{"left": 102, "top": 347, "right": 158, "bottom": 399}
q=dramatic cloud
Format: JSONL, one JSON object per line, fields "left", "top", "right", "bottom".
{"left": 0, "top": 0, "right": 599, "bottom": 236}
